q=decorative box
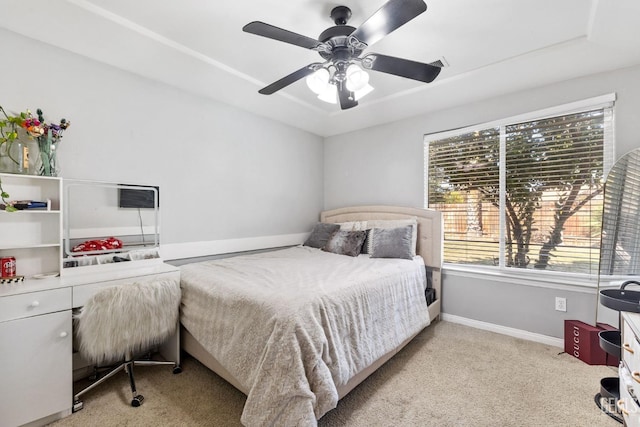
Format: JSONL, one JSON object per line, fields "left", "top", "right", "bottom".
{"left": 564, "top": 319, "right": 618, "bottom": 366}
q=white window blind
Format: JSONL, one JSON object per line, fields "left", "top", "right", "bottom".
{"left": 425, "top": 99, "right": 614, "bottom": 274}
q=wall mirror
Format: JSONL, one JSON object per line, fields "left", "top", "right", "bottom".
{"left": 597, "top": 148, "right": 640, "bottom": 322}
{"left": 62, "top": 179, "right": 160, "bottom": 270}
{"left": 594, "top": 148, "right": 640, "bottom": 422}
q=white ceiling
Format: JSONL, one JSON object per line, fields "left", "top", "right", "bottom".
{"left": 1, "top": 0, "right": 640, "bottom": 137}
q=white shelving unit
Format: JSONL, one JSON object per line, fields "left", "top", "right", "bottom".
{"left": 0, "top": 172, "right": 63, "bottom": 279}
{"left": 0, "top": 173, "right": 179, "bottom": 426}
{"left": 0, "top": 173, "right": 71, "bottom": 426}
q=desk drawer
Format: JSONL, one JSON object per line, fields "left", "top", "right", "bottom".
{"left": 0, "top": 287, "right": 72, "bottom": 322}
{"left": 623, "top": 319, "right": 640, "bottom": 374}
{"left": 620, "top": 366, "right": 640, "bottom": 427}
{"left": 72, "top": 270, "right": 180, "bottom": 308}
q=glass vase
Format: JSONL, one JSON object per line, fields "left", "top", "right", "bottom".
{"left": 0, "top": 141, "right": 11, "bottom": 173}
{"left": 0, "top": 139, "right": 29, "bottom": 174}
{"left": 37, "top": 131, "right": 58, "bottom": 177}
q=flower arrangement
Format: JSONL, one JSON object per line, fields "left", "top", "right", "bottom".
{"left": 22, "top": 108, "right": 70, "bottom": 140}
{"left": 0, "top": 105, "right": 70, "bottom": 176}
{"left": 22, "top": 108, "right": 70, "bottom": 176}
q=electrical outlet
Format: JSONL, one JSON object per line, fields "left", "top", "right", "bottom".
{"left": 555, "top": 297, "right": 567, "bottom": 312}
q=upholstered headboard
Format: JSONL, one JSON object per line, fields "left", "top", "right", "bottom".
{"left": 320, "top": 205, "right": 443, "bottom": 321}
{"left": 320, "top": 205, "right": 443, "bottom": 269}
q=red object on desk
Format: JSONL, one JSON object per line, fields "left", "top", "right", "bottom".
{"left": 564, "top": 320, "right": 618, "bottom": 366}
{"left": 71, "top": 237, "right": 123, "bottom": 253}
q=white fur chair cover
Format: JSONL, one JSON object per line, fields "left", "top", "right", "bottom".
{"left": 76, "top": 279, "right": 181, "bottom": 365}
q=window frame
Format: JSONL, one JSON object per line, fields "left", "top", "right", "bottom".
{"left": 424, "top": 94, "right": 616, "bottom": 285}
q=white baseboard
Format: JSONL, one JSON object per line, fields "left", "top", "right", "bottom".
{"left": 441, "top": 313, "right": 564, "bottom": 348}
{"left": 160, "top": 233, "right": 308, "bottom": 261}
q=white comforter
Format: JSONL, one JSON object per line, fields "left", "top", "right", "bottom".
{"left": 179, "top": 246, "right": 429, "bottom": 426}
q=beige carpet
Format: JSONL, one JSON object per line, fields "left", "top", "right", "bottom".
{"left": 49, "top": 321, "right": 618, "bottom": 427}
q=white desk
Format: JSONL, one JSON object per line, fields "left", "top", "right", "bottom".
{"left": 0, "top": 260, "right": 180, "bottom": 427}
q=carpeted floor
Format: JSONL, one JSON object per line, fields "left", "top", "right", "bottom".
{"left": 49, "top": 321, "right": 618, "bottom": 427}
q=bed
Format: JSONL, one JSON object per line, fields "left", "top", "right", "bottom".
{"left": 179, "top": 205, "right": 442, "bottom": 426}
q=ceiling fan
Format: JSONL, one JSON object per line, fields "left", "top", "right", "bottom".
{"left": 242, "top": 0, "right": 442, "bottom": 110}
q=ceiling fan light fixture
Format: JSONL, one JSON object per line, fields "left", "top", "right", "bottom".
{"left": 345, "top": 64, "right": 369, "bottom": 92}
{"left": 317, "top": 84, "right": 338, "bottom": 104}
{"left": 306, "top": 68, "right": 330, "bottom": 95}
{"left": 244, "top": 0, "right": 440, "bottom": 110}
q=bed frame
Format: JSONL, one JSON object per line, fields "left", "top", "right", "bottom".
{"left": 181, "top": 205, "right": 443, "bottom": 402}
{"left": 320, "top": 205, "right": 443, "bottom": 323}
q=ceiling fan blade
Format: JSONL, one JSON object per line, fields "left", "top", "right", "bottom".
{"left": 258, "top": 64, "right": 320, "bottom": 95}
{"left": 349, "top": 0, "right": 427, "bottom": 48}
{"left": 337, "top": 81, "right": 358, "bottom": 110}
{"left": 243, "top": 21, "right": 324, "bottom": 50}
{"left": 363, "top": 53, "right": 441, "bottom": 83}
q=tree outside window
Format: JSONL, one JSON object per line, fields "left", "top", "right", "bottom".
{"left": 425, "top": 107, "right": 611, "bottom": 274}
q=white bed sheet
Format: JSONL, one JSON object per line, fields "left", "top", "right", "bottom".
{"left": 179, "top": 245, "right": 429, "bottom": 426}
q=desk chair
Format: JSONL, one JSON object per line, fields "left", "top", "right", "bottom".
{"left": 72, "top": 279, "right": 181, "bottom": 410}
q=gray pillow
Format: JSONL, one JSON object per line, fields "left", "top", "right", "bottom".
{"left": 322, "top": 230, "right": 367, "bottom": 257}
{"left": 370, "top": 225, "right": 414, "bottom": 260}
{"left": 303, "top": 223, "right": 340, "bottom": 249}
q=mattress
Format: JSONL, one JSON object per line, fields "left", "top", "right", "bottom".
{"left": 179, "top": 245, "right": 429, "bottom": 426}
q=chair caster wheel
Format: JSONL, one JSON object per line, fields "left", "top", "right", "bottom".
{"left": 73, "top": 400, "right": 84, "bottom": 412}
{"left": 173, "top": 366, "right": 182, "bottom": 374}
{"left": 131, "top": 395, "right": 144, "bottom": 407}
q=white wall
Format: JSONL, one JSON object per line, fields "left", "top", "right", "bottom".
{"left": 324, "top": 64, "right": 640, "bottom": 338}
{"left": 5, "top": 27, "right": 640, "bottom": 339}
{"left": 0, "top": 29, "right": 324, "bottom": 257}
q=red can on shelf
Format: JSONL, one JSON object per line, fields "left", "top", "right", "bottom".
{"left": 1, "top": 256, "right": 16, "bottom": 277}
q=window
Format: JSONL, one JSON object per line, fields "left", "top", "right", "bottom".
{"left": 424, "top": 96, "right": 614, "bottom": 275}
